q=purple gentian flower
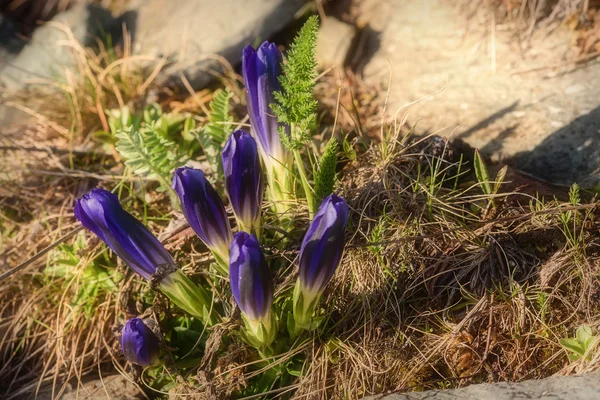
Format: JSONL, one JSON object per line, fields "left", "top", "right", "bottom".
{"left": 75, "top": 188, "right": 214, "bottom": 323}
{"left": 74, "top": 188, "right": 173, "bottom": 280}
{"left": 172, "top": 167, "right": 232, "bottom": 263}
{"left": 242, "top": 41, "right": 289, "bottom": 167}
{"left": 121, "top": 318, "right": 160, "bottom": 366}
{"left": 229, "top": 232, "right": 273, "bottom": 321}
{"left": 298, "top": 194, "right": 349, "bottom": 295}
{"left": 222, "top": 130, "right": 264, "bottom": 231}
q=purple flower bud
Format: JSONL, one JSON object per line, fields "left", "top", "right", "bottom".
{"left": 74, "top": 188, "right": 173, "bottom": 280}
{"left": 242, "top": 41, "right": 289, "bottom": 166}
{"left": 222, "top": 130, "right": 264, "bottom": 231}
{"left": 172, "top": 167, "right": 232, "bottom": 260}
{"left": 298, "top": 194, "right": 349, "bottom": 295}
{"left": 229, "top": 232, "right": 273, "bottom": 321}
{"left": 121, "top": 318, "right": 160, "bottom": 367}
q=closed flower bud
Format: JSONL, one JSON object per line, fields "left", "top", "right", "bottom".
{"left": 172, "top": 167, "right": 232, "bottom": 270}
{"left": 229, "top": 232, "right": 276, "bottom": 348}
{"left": 222, "top": 130, "right": 264, "bottom": 232}
{"left": 74, "top": 188, "right": 173, "bottom": 281}
{"left": 298, "top": 194, "right": 349, "bottom": 294}
{"left": 242, "top": 41, "right": 288, "bottom": 167}
{"left": 121, "top": 318, "right": 160, "bottom": 367}
{"left": 75, "top": 188, "right": 214, "bottom": 324}
{"left": 292, "top": 194, "right": 349, "bottom": 333}
{"left": 243, "top": 42, "right": 293, "bottom": 214}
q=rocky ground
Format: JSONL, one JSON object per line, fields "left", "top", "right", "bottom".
{"left": 359, "top": 0, "right": 600, "bottom": 186}
{"left": 366, "top": 372, "right": 600, "bottom": 400}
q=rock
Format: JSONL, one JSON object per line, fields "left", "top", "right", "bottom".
{"left": 0, "top": 16, "right": 26, "bottom": 126}
{"left": 361, "top": 0, "right": 600, "bottom": 185}
{"left": 0, "top": 15, "right": 26, "bottom": 61}
{"left": 363, "top": 372, "right": 600, "bottom": 399}
{"left": 127, "top": 0, "right": 304, "bottom": 89}
{"left": 317, "top": 17, "right": 357, "bottom": 70}
{"left": 59, "top": 375, "right": 143, "bottom": 400}
{"left": 0, "top": 4, "right": 119, "bottom": 91}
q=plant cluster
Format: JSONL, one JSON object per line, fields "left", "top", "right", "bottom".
{"left": 73, "top": 16, "right": 348, "bottom": 394}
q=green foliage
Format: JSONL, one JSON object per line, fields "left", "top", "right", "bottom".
{"left": 569, "top": 182, "right": 581, "bottom": 205}
{"left": 473, "top": 150, "right": 507, "bottom": 211}
{"left": 97, "top": 103, "right": 187, "bottom": 146}
{"left": 536, "top": 291, "right": 549, "bottom": 324}
{"left": 313, "top": 139, "right": 338, "bottom": 210}
{"left": 44, "top": 232, "right": 122, "bottom": 318}
{"left": 272, "top": 16, "right": 319, "bottom": 147}
{"left": 560, "top": 325, "right": 599, "bottom": 362}
{"left": 107, "top": 107, "right": 141, "bottom": 140}
{"left": 493, "top": 165, "right": 508, "bottom": 195}
{"left": 473, "top": 149, "right": 491, "bottom": 195}
{"left": 192, "top": 88, "right": 233, "bottom": 176}
{"left": 559, "top": 183, "right": 586, "bottom": 252}
{"left": 115, "top": 124, "right": 186, "bottom": 192}
{"left": 102, "top": 96, "right": 233, "bottom": 185}
{"left": 341, "top": 135, "right": 357, "bottom": 162}
{"left": 560, "top": 184, "right": 581, "bottom": 227}
{"left": 204, "top": 88, "right": 234, "bottom": 144}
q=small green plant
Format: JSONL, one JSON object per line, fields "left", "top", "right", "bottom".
{"left": 272, "top": 16, "right": 319, "bottom": 140}
{"left": 536, "top": 291, "right": 549, "bottom": 324}
{"left": 44, "top": 232, "right": 122, "bottom": 319}
{"left": 560, "top": 325, "right": 599, "bottom": 362}
{"left": 473, "top": 149, "right": 507, "bottom": 212}
{"left": 313, "top": 138, "right": 338, "bottom": 210}
{"left": 115, "top": 124, "right": 187, "bottom": 196}
{"left": 341, "top": 135, "right": 357, "bottom": 162}
{"left": 272, "top": 15, "right": 324, "bottom": 215}
{"left": 473, "top": 149, "right": 492, "bottom": 196}
{"left": 192, "top": 88, "right": 234, "bottom": 176}
{"left": 559, "top": 183, "right": 586, "bottom": 252}
{"left": 105, "top": 94, "right": 233, "bottom": 188}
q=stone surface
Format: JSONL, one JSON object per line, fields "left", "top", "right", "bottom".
{"left": 33, "top": 374, "right": 143, "bottom": 400}
{"left": 127, "top": 0, "right": 304, "bottom": 89}
{"left": 59, "top": 375, "right": 143, "bottom": 400}
{"left": 361, "top": 0, "right": 600, "bottom": 185}
{"left": 317, "top": 17, "right": 357, "bottom": 70}
{"left": 364, "top": 372, "right": 600, "bottom": 399}
{"left": 0, "top": 4, "right": 119, "bottom": 91}
{"left": 0, "top": 15, "right": 26, "bottom": 61}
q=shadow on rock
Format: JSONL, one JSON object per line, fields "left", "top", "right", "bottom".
{"left": 512, "top": 106, "right": 600, "bottom": 186}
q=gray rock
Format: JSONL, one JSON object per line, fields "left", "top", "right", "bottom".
{"left": 128, "top": 0, "right": 305, "bottom": 89}
{"left": 361, "top": 0, "right": 600, "bottom": 185}
{"left": 0, "top": 4, "right": 119, "bottom": 91}
{"left": 0, "top": 15, "right": 26, "bottom": 61}
{"left": 317, "top": 17, "right": 357, "bottom": 70}
{"left": 59, "top": 374, "right": 143, "bottom": 400}
{"left": 0, "top": 16, "right": 26, "bottom": 126}
{"left": 363, "top": 372, "right": 600, "bottom": 400}
{"left": 32, "top": 374, "right": 143, "bottom": 400}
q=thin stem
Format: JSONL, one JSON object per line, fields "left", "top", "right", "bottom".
{"left": 266, "top": 167, "right": 288, "bottom": 217}
{"left": 212, "top": 250, "right": 230, "bottom": 277}
{"left": 293, "top": 149, "right": 314, "bottom": 217}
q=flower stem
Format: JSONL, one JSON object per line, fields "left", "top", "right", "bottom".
{"left": 266, "top": 167, "right": 289, "bottom": 217}
{"left": 293, "top": 149, "right": 314, "bottom": 217}
{"left": 212, "top": 250, "right": 230, "bottom": 277}
{"left": 159, "top": 270, "right": 218, "bottom": 325}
